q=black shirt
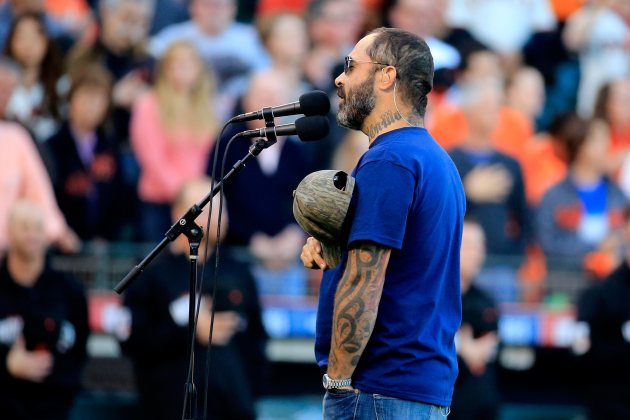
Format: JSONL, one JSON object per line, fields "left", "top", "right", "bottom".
{"left": 0, "top": 258, "right": 89, "bottom": 420}
{"left": 121, "top": 249, "right": 267, "bottom": 420}
{"left": 578, "top": 260, "right": 630, "bottom": 419}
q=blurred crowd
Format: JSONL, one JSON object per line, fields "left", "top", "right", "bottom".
{"left": 0, "top": 0, "right": 627, "bottom": 295}
{"left": 0, "top": 0, "right": 629, "bottom": 418}
{"left": 0, "top": 0, "right": 628, "bottom": 303}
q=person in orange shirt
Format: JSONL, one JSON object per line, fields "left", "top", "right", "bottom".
{"left": 550, "top": 0, "right": 585, "bottom": 22}
{"left": 43, "top": 0, "right": 94, "bottom": 42}
{"left": 429, "top": 51, "right": 535, "bottom": 161}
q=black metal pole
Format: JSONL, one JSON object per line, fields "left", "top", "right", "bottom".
{"left": 183, "top": 227, "right": 202, "bottom": 420}
{"left": 113, "top": 138, "right": 272, "bottom": 294}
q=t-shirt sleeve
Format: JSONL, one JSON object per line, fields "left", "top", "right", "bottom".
{"left": 348, "top": 160, "right": 415, "bottom": 250}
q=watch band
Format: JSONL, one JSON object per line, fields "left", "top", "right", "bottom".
{"left": 323, "top": 373, "right": 352, "bottom": 389}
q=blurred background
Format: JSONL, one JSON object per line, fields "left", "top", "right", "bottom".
{"left": 0, "top": 0, "right": 629, "bottom": 418}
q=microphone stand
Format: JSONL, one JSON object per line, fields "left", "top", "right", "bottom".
{"left": 114, "top": 111, "right": 278, "bottom": 420}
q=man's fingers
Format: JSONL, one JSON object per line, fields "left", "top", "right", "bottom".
{"left": 301, "top": 237, "right": 327, "bottom": 269}
{"left": 312, "top": 251, "right": 327, "bottom": 270}
{"left": 307, "top": 237, "right": 322, "bottom": 253}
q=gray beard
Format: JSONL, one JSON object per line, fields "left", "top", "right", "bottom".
{"left": 336, "top": 74, "right": 376, "bottom": 131}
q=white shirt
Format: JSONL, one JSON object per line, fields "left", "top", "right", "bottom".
{"left": 446, "top": 0, "right": 556, "bottom": 54}
{"left": 576, "top": 8, "right": 630, "bottom": 116}
{"left": 149, "top": 21, "right": 270, "bottom": 85}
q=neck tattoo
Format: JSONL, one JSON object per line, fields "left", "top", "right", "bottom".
{"left": 365, "top": 110, "right": 402, "bottom": 140}
{"left": 365, "top": 83, "right": 423, "bottom": 141}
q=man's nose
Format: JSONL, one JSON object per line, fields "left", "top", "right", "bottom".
{"left": 334, "top": 73, "right": 345, "bottom": 87}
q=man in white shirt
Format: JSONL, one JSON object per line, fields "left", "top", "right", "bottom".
{"left": 149, "top": 0, "right": 270, "bottom": 92}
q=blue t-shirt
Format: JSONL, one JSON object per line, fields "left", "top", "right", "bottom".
{"left": 575, "top": 177, "right": 609, "bottom": 245}
{"left": 315, "top": 127, "right": 466, "bottom": 407}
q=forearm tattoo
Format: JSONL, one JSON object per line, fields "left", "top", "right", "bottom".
{"left": 328, "top": 243, "right": 391, "bottom": 377}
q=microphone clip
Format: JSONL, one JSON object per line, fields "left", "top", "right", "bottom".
{"left": 262, "top": 107, "right": 277, "bottom": 146}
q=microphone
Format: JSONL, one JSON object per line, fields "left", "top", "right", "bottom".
{"left": 230, "top": 91, "right": 330, "bottom": 123}
{"left": 236, "top": 116, "right": 329, "bottom": 142}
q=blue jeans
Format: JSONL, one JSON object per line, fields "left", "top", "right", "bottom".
{"left": 323, "top": 389, "right": 450, "bottom": 420}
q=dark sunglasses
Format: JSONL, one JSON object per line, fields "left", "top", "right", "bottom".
{"left": 344, "top": 56, "right": 390, "bottom": 74}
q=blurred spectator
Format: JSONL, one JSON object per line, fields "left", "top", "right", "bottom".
{"left": 256, "top": 0, "right": 308, "bottom": 17}
{"left": 451, "top": 218, "right": 500, "bottom": 420}
{"left": 595, "top": 78, "right": 630, "bottom": 177}
{"left": 45, "top": 65, "right": 125, "bottom": 241}
{"left": 521, "top": 113, "right": 570, "bottom": 205}
{"left": 255, "top": 12, "right": 341, "bottom": 168}
{"left": 564, "top": 0, "right": 630, "bottom": 116}
{"left": 505, "top": 66, "right": 546, "bottom": 132}
{"left": 576, "top": 203, "right": 630, "bottom": 420}
{"left": 149, "top": 0, "right": 189, "bottom": 35}
{"left": 388, "top": 0, "right": 460, "bottom": 79}
{"left": 257, "top": 12, "right": 311, "bottom": 96}
{"left": 429, "top": 50, "right": 535, "bottom": 161}
{"left": 3, "top": 12, "right": 64, "bottom": 141}
{"left": 537, "top": 115, "right": 627, "bottom": 269}
{"left": 331, "top": 130, "right": 369, "bottom": 174}
{"left": 0, "top": 200, "right": 89, "bottom": 420}
{"left": 303, "top": 0, "right": 364, "bottom": 91}
{"left": 121, "top": 177, "right": 267, "bottom": 420}
{"left": 131, "top": 41, "right": 218, "bottom": 241}
{"left": 149, "top": 0, "right": 270, "bottom": 97}
{"left": 0, "top": 121, "right": 79, "bottom": 253}
{"left": 440, "top": 49, "right": 504, "bottom": 108}
{"left": 550, "top": 0, "right": 585, "bottom": 22}
{"left": 43, "top": 0, "right": 94, "bottom": 43}
{"left": 0, "top": 0, "right": 70, "bottom": 50}
{"left": 208, "top": 72, "right": 315, "bottom": 296}
{"left": 66, "top": 0, "right": 155, "bottom": 145}
{"left": 450, "top": 81, "right": 530, "bottom": 301}
{"left": 446, "top": 0, "right": 556, "bottom": 72}
{"left": 0, "top": 56, "right": 21, "bottom": 120}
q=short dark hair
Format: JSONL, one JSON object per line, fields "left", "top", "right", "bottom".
{"left": 549, "top": 112, "right": 610, "bottom": 165}
{"left": 593, "top": 81, "right": 612, "bottom": 124}
{"left": 365, "top": 27, "right": 434, "bottom": 117}
{"left": 68, "top": 65, "right": 113, "bottom": 102}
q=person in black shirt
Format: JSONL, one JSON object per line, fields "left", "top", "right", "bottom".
{"left": 46, "top": 65, "right": 126, "bottom": 241}
{"left": 577, "top": 204, "right": 630, "bottom": 420}
{"left": 0, "top": 201, "right": 89, "bottom": 420}
{"left": 451, "top": 218, "right": 500, "bottom": 420}
{"left": 121, "top": 177, "right": 267, "bottom": 420}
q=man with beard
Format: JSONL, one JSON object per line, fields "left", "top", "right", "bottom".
{"left": 300, "top": 28, "right": 466, "bottom": 419}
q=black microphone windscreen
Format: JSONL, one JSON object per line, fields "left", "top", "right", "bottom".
{"left": 294, "top": 116, "right": 330, "bottom": 142}
{"left": 299, "top": 91, "right": 331, "bottom": 116}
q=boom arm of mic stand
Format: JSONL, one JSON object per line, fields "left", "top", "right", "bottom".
{"left": 114, "top": 137, "right": 275, "bottom": 294}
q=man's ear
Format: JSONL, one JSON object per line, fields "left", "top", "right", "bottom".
{"left": 379, "top": 66, "right": 396, "bottom": 89}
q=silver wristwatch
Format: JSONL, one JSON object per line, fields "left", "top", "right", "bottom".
{"left": 322, "top": 373, "right": 352, "bottom": 390}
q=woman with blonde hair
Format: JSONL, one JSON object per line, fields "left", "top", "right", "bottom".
{"left": 131, "top": 41, "right": 218, "bottom": 241}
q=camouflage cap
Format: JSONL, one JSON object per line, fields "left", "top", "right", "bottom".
{"left": 293, "top": 170, "right": 355, "bottom": 268}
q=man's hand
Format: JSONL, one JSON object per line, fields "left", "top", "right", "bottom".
{"left": 112, "top": 71, "right": 148, "bottom": 108}
{"left": 6, "top": 337, "right": 53, "bottom": 383}
{"left": 250, "top": 225, "right": 305, "bottom": 269}
{"left": 464, "top": 165, "right": 513, "bottom": 203}
{"left": 55, "top": 227, "right": 80, "bottom": 253}
{"left": 195, "top": 298, "right": 242, "bottom": 346}
{"left": 457, "top": 325, "right": 498, "bottom": 375}
{"left": 300, "top": 237, "right": 327, "bottom": 270}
